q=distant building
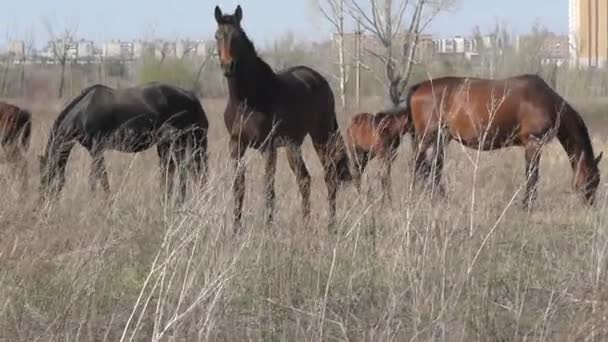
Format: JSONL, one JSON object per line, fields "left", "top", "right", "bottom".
{"left": 154, "top": 40, "right": 176, "bottom": 59}
{"left": 77, "top": 40, "right": 94, "bottom": 58}
{"left": 516, "top": 33, "right": 569, "bottom": 66}
{"left": 133, "top": 40, "right": 153, "bottom": 59}
{"left": 195, "top": 40, "right": 211, "bottom": 57}
{"left": 40, "top": 38, "right": 78, "bottom": 61}
{"left": 333, "top": 31, "right": 434, "bottom": 66}
{"left": 569, "top": 0, "right": 608, "bottom": 68}
{"left": 102, "top": 40, "right": 122, "bottom": 58}
{"left": 433, "top": 35, "right": 478, "bottom": 60}
{"left": 7, "top": 40, "right": 25, "bottom": 59}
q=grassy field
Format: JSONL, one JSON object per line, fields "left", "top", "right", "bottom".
{"left": 0, "top": 95, "right": 607, "bottom": 341}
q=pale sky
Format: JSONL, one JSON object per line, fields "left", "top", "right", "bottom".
{"left": 0, "top": 0, "right": 568, "bottom": 48}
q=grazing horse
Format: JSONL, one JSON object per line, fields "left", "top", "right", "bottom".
{"left": 406, "top": 74, "right": 602, "bottom": 207}
{"left": 0, "top": 101, "right": 32, "bottom": 189}
{"left": 214, "top": 5, "right": 351, "bottom": 231}
{"left": 38, "top": 82, "right": 208, "bottom": 203}
{"left": 346, "top": 107, "right": 410, "bottom": 200}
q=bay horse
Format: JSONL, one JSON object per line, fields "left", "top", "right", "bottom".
{"left": 0, "top": 101, "right": 32, "bottom": 189}
{"left": 38, "top": 82, "right": 208, "bottom": 203}
{"left": 346, "top": 107, "right": 410, "bottom": 200}
{"left": 214, "top": 5, "right": 351, "bottom": 231}
{"left": 405, "top": 74, "right": 602, "bottom": 207}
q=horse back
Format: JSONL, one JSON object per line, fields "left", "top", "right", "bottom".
{"left": 408, "top": 74, "right": 558, "bottom": 148}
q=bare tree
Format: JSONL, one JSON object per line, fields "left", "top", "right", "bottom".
{"left": 315, "top": 0, "right": 350, "bottom": 108}
{"left": 0, "top": 30, "right": 14, "bottom": 96}
{"left": 346, "top": 0, "right": 456, "bottom": 106}
{"left": 192, "top": 44, "right": 216, "bottom": 91}
{"left": 472, "top": 22, "right": 509, "bottom": 78}
{"left": 44, "top": 20, "right": 78, "bottom": 98}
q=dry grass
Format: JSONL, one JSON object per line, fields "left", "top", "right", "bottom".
{"left": 0, "top": 95, "right": 607, "bottom": 341}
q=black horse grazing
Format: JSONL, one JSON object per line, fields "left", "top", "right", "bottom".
{"left": 38, "top": 82, "right": 208, "bottom": 202}
{"left": 214, "top": 5, "right": 351, "bottom": 231}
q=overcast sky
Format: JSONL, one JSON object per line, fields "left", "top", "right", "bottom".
{"left": 0, "top": 0, "right": 568, "bottom": 47}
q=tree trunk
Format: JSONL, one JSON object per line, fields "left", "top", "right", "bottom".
{"left": 337, "top": 0, "right": 347, "bottom": 109}
{"left": 58, "top": 60, "right": 66, "bottom": 98}
{"left": 20, "top": 58, "right": 26, "bottom": 97}
{"left": 355, "top": 22, "right": 361, "bottom": 108}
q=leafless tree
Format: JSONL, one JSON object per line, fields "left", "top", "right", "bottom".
{"left": 472, "top": 22, "right": 509, "bottom": 78}
{"left": 346, "top": 0, "right": 456, "bottom": 106}
{"left": 314, "top": 0, "right": 350, "bottom": 108}
{"left": 44, "top": 19, "right": 78, "bottom": 98}
{"left": 0, "top": 30, "right": 14, "bottom": 96}
{"left": 193, "top": 44, "right": 216, "bottom": 91}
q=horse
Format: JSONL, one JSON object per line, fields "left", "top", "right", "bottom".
{"left": 0, "top": 101, "right": 32, "bottom": 190}
{"left": 405, "top": 74, "right": 602, "bottom": 207}
{"left": 38, "top": 82, "right": 209, "bottom": 203}
{"left": 345, "top": 106, "right": 410, "bottom": 200}
{"left": 214, "top": 5, "right": 351, "bottom": 231}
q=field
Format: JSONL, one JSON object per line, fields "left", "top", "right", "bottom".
{"left": 0, "top": 93, "right": 607, "bottom": 341}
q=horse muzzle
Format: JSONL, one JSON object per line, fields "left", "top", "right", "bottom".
{"left": 222, "top": 61, "right": 236, "bottom": 77}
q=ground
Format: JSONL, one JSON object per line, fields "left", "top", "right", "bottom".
{"left": 0, "top": 95, "right": 607, "bottom": 341}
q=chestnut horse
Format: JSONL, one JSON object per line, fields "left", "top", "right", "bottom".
{"left": 346, "top": 107, "right": 409, "bottom": 200}
{"left": 214, "top": 5, "right": 351, "bottom": 231}
{"left": 39, "top": 83, "right": 208, "bottom": 203}
{"left": 0, "top": 101, "right": 32, "bottom": 189}
{"left": 406, "top": 74, "right": 602, "bottom": 207}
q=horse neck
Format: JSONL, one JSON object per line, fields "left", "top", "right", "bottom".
{"left": 227, "top": 55, "right": 276, "bottom": 106}
{"left": 556, "top": 105, "right": 595, "bottom": 173}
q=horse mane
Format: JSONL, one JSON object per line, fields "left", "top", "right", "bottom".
{"left": 238, "top": 29, "right": 257, "bottom": 58}
{"left": 564, "top": 101, "right": 595, "bottom": 159}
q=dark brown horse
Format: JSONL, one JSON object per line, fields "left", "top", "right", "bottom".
{"left": 346, "top": 107, "right": 409, "bottom": 200}
{"left": 0, "top": 101, "right": 32, "bottom": 190}
{"left": 39, "top": 83, "right": 208, "bottom": 203}
{"left": 0, "top": 101, "right": 32, "bottom": 162}
{"left": 214, "top": 5, "right": 351, "bottom": 231}
{"left": 406, "top": 74, "right": 602, "bottom": 207}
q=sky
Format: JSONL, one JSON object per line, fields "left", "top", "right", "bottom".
{"left": 0, "top": 0, "right": 569, "bottom": 48}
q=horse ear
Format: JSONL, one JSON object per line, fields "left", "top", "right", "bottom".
{"left": 234, "top": 5, "right": 243, "bottom": 23}
{"left": 214, "top": 6, "right": 223, "bottom": 23}
{"left": 595, "top": 152, "right": 603, "bottom": 166}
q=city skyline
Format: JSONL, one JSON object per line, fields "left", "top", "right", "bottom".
{"left": 0, "top": 0, "right": 569, "bottom": 49}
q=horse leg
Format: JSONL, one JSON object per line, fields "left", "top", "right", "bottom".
{"left": 312, "top": 141, "right": 339, "bottom": 233}
{"left": 413, "top": 140, "right": 432, "bottom": 190}
{"left": 352, "top": 149, "right": 370, "bottom": 195}
{"left": 195, "top": 136, "right": 209, "bottom": 192}
{"left": 187, "top": 128, "right": 208, "bottom": 193}
{"left": 523, "top": 137, "right": 542, "bottom": 210}
{"left": 429, "top": 133, "right": 448, "bottom": 197}
{"left": 230, "top": 139, "right": 247, "bottom": 233}
{"left": 174, "top": 143, "right": 188, "bottom": 205}
{"left": 89, "top": 149, "right": 110, "bottom": 195}
{"left": 380, "top": 152, "right": 393, "bottom": 203}
{"left": 263, "top": 147, "right": 277, "bottom": 226}
{"left": 49, "top": 141, "right": 74, "bottom": 200}
{"left": 286, "top": 145, "right": 312, "bottom": 222}
{"left": 157, "top": 143, "right": 176, "bottom": 202}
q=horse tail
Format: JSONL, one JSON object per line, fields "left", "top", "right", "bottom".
{"left": 191, "top": 96, "right": 209, "bottom": 183}
{"left": 403, "top": 82, "right": 422, "bottom": 141}
{"left": 329, "top": 115, "right": 353, "bottom": 184}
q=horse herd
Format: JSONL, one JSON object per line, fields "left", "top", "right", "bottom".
{"left": 0, "top": 5, "right": 602, "bottom": 232}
